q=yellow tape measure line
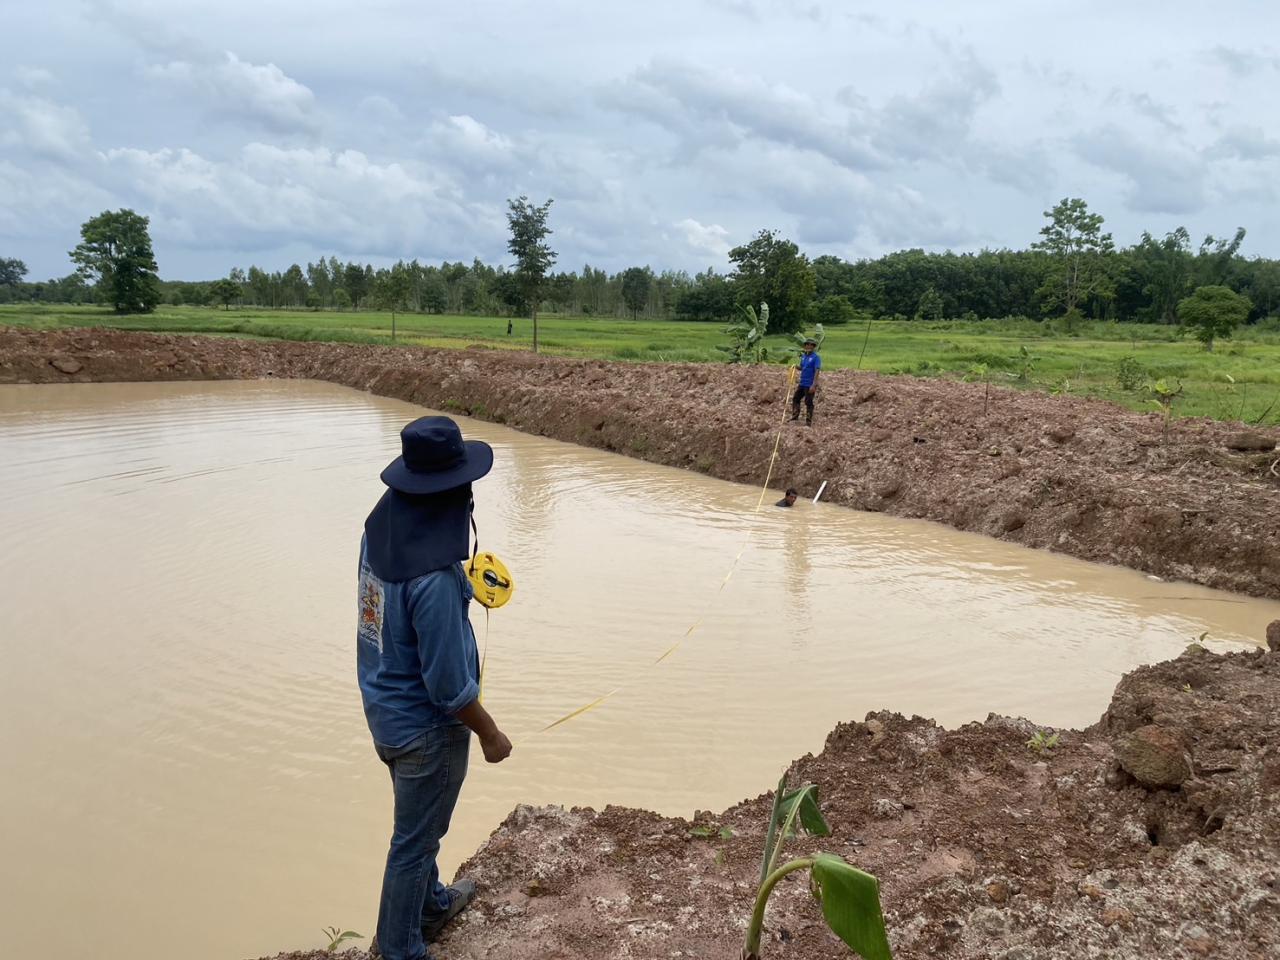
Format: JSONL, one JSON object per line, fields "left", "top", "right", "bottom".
{"left": 524, "top": 363, "right": 797, "bottom": 737}
{"left": 539, "top": 688, "right": 623, "bottom": 733}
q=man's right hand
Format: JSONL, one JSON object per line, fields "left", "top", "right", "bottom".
{"left": 455, "top": 698, "right": 512, "bottom": 763}
{"left": 480, "top": 730, "right": 512, "bottom": 763}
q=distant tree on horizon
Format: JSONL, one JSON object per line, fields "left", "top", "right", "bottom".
{"left": 69, "top": 209, "right": 161, "bottom": 314}
{"left": 506, "top": 195, "right": 557, "bottom": 350}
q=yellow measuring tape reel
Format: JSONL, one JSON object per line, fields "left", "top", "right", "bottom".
{"left": 467, "top": 551, "right": 514, "bottom": 609}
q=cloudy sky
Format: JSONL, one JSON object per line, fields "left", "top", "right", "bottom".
{"left": 3, "top": 0, "right": 1279, "bottom": 280}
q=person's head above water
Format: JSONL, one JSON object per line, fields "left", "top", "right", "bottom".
{"left": 783, "top": 487, "right": 798, "bottom": 505}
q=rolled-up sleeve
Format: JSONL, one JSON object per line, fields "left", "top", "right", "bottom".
{"left": 406, "top": 569, "right": 479, "bottom": 715}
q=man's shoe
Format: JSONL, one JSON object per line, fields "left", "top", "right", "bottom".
{"left": 422, "top": 878, "right": 477, "bottom": 942}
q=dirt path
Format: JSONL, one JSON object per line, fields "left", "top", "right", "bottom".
{"left": 3, "top": 327, "right": 1277, "bottom": 599}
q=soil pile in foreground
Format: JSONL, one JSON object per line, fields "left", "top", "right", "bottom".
{"left": 3, "top": 327, "right": 1277, "bottom": 599}
{"left": 262, "top": 645, "right": 1279, "bottom": 960}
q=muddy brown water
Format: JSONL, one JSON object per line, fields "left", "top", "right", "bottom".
{"left": 2, "top": 380, "right": 1276, "bottom": 960}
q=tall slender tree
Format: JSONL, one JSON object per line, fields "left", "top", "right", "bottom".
{"left": 1031, "top": 198, "right": 1114, "bottom": 317}
{"left": 505, "top": 195, "right": 556, "bottom": 350}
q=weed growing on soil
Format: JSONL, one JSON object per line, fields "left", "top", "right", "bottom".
{"left": 742, "top": 773, "right": 892, "bottom": 960}
{"left": 689, "top": 824, "right": 735, "bottom": 840}
{"left": 1026, "top": 730, "right": 1061, "bottom": 753}
{"left": 1015, "top": 345, "right": 1038, "bottom": 382}
{"left": 965, "top": 362, "right": 992, "bottom": 415}
{"left": 1149, "top": 378, "right": 1184, "bottom": 442}
{"left": 320, "top": 926, "right": 363, "bottom": 952}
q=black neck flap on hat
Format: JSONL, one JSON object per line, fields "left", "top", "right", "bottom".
{"left": 363, "top": 484, "right": 473, "bottom": 582}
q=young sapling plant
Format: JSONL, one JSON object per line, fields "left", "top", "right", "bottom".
{"left": 742, "top": 772, "right": 892, "bottom": 960}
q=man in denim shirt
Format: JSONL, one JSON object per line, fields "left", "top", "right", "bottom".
{"left": 790, "top": 337, "right": 821, "bottom": 426}
{"left": 358, "top": 416, "right": 512, "bottom": 960}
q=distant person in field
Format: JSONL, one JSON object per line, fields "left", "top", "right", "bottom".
{"left": 358, "top": 416, "right": 513, "bottom": 960}
{"left": 776, "top": 487, "right": 799, "bottom": 508}
{"left": 791, "top": 337, "right": 821, "bottom": 426}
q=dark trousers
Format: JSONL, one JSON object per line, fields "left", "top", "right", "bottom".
{"left": 791, "top": 383, "right": 815, "bottom": 421}
{"left": 374, "top": 722, "right": 471, "bottom": 960}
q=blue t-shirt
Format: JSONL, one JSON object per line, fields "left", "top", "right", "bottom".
{"left": 798, "top": 351, "right": 822, "bottom": 387}
{"left": 356, "top": 536, "right": 480, "bottom": 747}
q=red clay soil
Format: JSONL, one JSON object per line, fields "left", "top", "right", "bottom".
{"left": 3, "top": 327, "right": 1277, "bottom": 600}
{"left": 261, "top": 644, "right": 1280, "bottom": 960}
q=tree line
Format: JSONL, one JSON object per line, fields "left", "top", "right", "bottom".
{"left": 3, "top": 199, "right": 1279, "bottom": 337}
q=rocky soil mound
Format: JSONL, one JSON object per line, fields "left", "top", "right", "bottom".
{"left": 259, "top": 643, "right": 1280, "bottom": 960}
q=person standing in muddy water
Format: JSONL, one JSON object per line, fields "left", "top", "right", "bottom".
{"left": 357, "top": 416, "right": 513, "bottom": 960}
{"left": 790, "top": 337, "right": 821, "bottom": 426}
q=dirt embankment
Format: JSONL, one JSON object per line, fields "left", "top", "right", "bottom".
{"left": 4, "top": 326, "right": 1277, "bottom": 599}
{"left": 262, "top": 644, "right": 1280, "bottom": 960}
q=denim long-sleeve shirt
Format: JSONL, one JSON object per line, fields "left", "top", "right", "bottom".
{"left": 356, "top": 536, "right": 480, "bottom": 747}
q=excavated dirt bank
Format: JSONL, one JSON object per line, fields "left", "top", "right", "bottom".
{"left": 3, "top": 327, "right": 1277, "bottom": 600}
{"left": 263, "top": 645, "right": 1280, "bottom": 960}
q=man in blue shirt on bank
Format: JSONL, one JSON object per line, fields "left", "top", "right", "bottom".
{"left": 791, "top": 337, "right": 821, "bottom": 426}
{"left": 358, "top": 416, "right": 512, "bottom": 960}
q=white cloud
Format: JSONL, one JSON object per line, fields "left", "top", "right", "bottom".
{"left": 423, "top": 115, "right": 517, "bottom": 173}
{"left": 0, "top": 89, "right": 91, "bottom": 161}
{"left": 1072, "top": 126, "right": 1208, "bottom": 216}
{"left": 676, "top": 218, "right": 731, "bottom": 259}
{"left": 13, "top": 65, "right": 55, "bottom": 89}
{"left": 146, "top": 52, "right": 317, "bottom": 134}
{"left": 98, "top": 142, "right": 503, "bottom": 260}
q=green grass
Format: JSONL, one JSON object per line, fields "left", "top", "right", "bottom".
{"left": 4, "top": 303, "right": 1279, "bottom": 424}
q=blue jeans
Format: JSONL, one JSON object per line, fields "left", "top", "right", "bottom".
{"left": 374, "top": 722, "right": 470, "bottom": 960}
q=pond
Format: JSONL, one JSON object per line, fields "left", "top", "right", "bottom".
{"left": 1, "top": 380, "right": 1274, "bottom": 960}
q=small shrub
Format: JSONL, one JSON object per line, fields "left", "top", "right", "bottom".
{"left": 1116, "top": 356, "right": 1144, "bottom": 391}
{"left": 1026, "top": 730, "right": 1060, "bottom": 753}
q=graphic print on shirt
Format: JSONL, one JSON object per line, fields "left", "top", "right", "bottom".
{"left": 358, "top": 564, "right": 385, "bottom": 653}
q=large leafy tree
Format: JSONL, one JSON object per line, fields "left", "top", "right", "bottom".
{"left": 1178, "top": 285, "right": 1252, "bottom": 351}
{"left": 0, "top": 257, "right": 28, "bottom": 290}
{"left": 620, "top": 266, "right": 652, "bottom": 319}
{"left": 674, "top": 270, "right": 736, "bottom": 322}
{"left": 69, "top": 209, "right": 161, "bottom": 313}
{"left": 342, "top": 262, "right": 370, "bottom": 309}
{"left": 728, "top": 230, "right": 817, "bottom": 333}
{"left": 209, "top": 278, "right": 240, "bottom": 310}
{"left": 1031, "top": 198, "right": 1114, "bottom": 316}
{"left": 506, "top": 195, "right": 556, "bottom": 349}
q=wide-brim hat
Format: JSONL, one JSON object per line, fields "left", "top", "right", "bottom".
{"left": 380, "top": 416, "right": 494, "bottom": 495}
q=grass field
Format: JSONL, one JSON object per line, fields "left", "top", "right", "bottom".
{"left": 4, "top": 303, "right": 1279, "bottom": 424}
